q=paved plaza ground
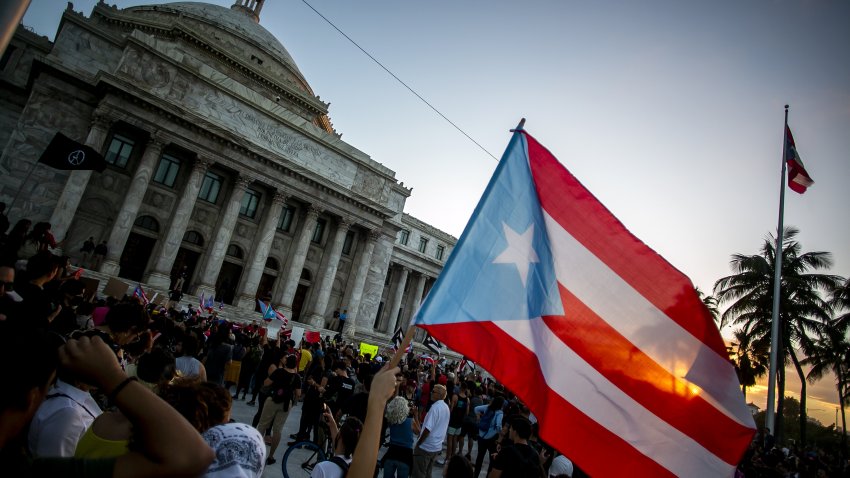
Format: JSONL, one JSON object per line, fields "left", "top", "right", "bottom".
{"left": 229, "top": 394, "right": 489, "bottom": 478}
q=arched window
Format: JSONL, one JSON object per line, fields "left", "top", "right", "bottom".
{"left": 226, "top": 244, "right": 244, "bottom": 259}
{"left": 183, "top": 230, "right": 203, "bottom": 246}
{"left": 134, "top": 215, "right": 159, "bottom": 232}
{"left": 265, "top": 257, "right": 279, "bottom": 271}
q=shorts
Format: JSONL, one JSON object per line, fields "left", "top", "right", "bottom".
{"left": 256, "top": 397, "right": 291, "bottom": 437}
{"left": 461, "top": 422, "right": 478, "bottom": 437}
{"left": 447, "top": 426, "right": 462, "bottom": 436}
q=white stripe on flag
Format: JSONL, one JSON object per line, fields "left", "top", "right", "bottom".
{"left": 494, "top": 318, "right": 736, "bottom": 477}
{"left": 543, "top": 212, "right": 752, "bottom": 426}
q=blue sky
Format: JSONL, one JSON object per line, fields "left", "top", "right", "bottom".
{"left": 24, "top": 0, "right": 850, "bottom": 423}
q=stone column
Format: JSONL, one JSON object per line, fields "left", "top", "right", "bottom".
{"left": 194, "top": 176, "right": 251, "bottom": 299}
{"left": 50, "top": 110, "right": 110, "bottom": 241}
{"left": 99, "top": 134, "right": 166, "bottom": 276}
{"left": 342, "top": 230, "right": 379, "bottom": 338}
{"left": 278, "top": 205, "right": 322, "bottom": 319}
{"left": 235, "top": 191, "right": 287, "bottom": 310}
{"left": 146, "top": 158, "right": 211, "bottom": 289}
{"left": 411, "top": 274, "right": 430, "bottom": 341}
{"left": 385, "top": 266, "right": 410, "bottom": 333}
{"left": 407, "top": 273, "right": 429, "bottom": 328}
{"left": 307, "top": 217, "right": 352, "bottom": 328}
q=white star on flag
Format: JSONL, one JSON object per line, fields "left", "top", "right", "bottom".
{"left": 492, "top": 222, "right": 539, "bottom": 288}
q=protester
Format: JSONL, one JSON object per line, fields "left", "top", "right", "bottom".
{"left": 383, "top": 395, "right": 417, "bottom": 478}
{"left": 473, "top": 395, "right": 505, "bottom": 478}
{"left": 309, "top": 410, "right": 363, "bottom": 478}
{"left": 413, "top": 384, "right": 450, "bottom": 478}
{"left": 27, "top": 373, "right": 102, "bottom": 457}
{"left": 0, "top": 330, "right": 214, "bottom": 476}
{"left": 257, "top": 353, "right": 301, "bottom": 465}
{"left": 488, "top": 416, "right": 545, "bottom": 478}
{"left": 79, "top": 237, "right": 95, "bottom": 268}
{"left": 445, "top": 380, "right": 471, "bottom": 465}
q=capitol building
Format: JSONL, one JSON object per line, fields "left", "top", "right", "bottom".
{"left": 0, "top": 0, "right": 456, "bottom": 343}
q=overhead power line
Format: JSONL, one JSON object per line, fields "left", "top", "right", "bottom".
{"left": 298, "top": 0, "right": 499, "bottom": 162}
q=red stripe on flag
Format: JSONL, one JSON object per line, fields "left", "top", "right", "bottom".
{"left": 420, "top": 322, "right": 676, "bottom": 478}
{"left": 544, "top": 284, "right": 753, "bottom": 465}
{"left": 524, "top": 133, "right": 728, "bottom": 358}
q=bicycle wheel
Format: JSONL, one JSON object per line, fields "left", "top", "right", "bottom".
{"left": 281, "top": 440, "right": 326, "bottom": 478}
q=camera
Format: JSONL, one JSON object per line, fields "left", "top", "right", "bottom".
{"left": 274, "top": 95, "right": 280, "bottom": 102}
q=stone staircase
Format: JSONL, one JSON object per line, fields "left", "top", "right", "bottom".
{"left": 75, "top": 267, "right": 433, "bottom": 355}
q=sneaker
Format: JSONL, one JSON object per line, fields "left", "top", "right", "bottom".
{"left": 436, "top": 458, "right": 446, "bottom": 466}
{"left": 266, "top": 457, "right": 276, "bottom": 465}
{"left": 247, "top": 401, "right": 256, "bottom": 406}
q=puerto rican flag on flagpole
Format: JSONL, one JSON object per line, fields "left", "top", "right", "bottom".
{"left": 785, "top": 126, "right": 813, "bottom": 194}
{"left": 413, "top": 125, "right": 754, "bottom": 477}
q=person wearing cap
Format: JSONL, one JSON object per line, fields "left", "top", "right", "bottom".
{"left": 548, "top": 454, "right": 574, "bottom": 478}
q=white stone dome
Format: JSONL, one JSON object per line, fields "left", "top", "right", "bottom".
{"left": 125, "top": 2, "right": 309, "bottom": 88}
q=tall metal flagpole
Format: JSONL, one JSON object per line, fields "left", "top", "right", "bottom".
{"left": 765, "top": 104, "right": 790, "bottom": 435}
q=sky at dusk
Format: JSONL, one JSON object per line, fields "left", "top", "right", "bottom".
{"left": 23, "top": 0, "right": 850, "bottom": 426}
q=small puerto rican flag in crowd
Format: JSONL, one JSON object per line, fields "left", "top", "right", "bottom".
{"left": 275, "top": 308, "right": 288, "bottom": 325}
{"left": 133, "top": 284, "right": 149, "bottom": 305}
{"left": 458, "top": 356, "right": 475, "bottom": 374}
{"left": 258, "top": 299, "right": 275, "bottom": 322}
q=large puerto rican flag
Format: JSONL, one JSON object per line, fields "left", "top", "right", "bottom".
{"left": 413, "top": 127, "right": 754, "bottom": 477}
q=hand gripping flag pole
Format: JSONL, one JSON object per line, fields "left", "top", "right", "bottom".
{"left": 412, "top": 119, "right": 755, "bottom": 476}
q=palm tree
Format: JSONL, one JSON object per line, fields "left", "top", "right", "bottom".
{"left": 696, "top": 287, "right": 723, "bottom": 329}
{"left": 832, "top": 277, "right": 850, "bottom": 331}
{"left": 731, "top": 324, "right": 770, "bottom": 401}
{"left": 714, "top": 226, "right": 839, "bottom": 446}
{"left": 803, "top": 326, "right": 850, "bottom": 457}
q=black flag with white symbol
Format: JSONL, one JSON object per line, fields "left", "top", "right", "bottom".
{"left": 38, "top": 132, "right": 107, "bottom": 172}
{"left": 423, "top": 333, "right": 442, "bottom": 355}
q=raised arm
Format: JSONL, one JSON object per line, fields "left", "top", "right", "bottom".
{"left": 59, "top": 336, "right": 214, "bottom": 477}
{"left": 348, "top": 366, "right": 399, "bottom": 478}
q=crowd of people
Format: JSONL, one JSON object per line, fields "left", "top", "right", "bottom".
{"left": 0, "top": 213, "right": 583, "bottom": 478}
{"left": 3, "top": 210, "right": 821, "bottom": 478}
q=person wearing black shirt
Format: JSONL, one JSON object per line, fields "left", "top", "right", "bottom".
{"left": 256, "top": 354, "right": 301, "bottom": 465}
{"left": 326, "top": 361, "right": 356, "bottom": 420}
{"left": 489, "top": 417, "right": 545, "bottom": 478}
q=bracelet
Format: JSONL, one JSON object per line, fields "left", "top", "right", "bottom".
{"left": 107, "top": 377, "right": 137, "bottom": 402}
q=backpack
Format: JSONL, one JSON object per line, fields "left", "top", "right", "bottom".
{"left": 328, "top": 456, "right": 349, "bottom": 477}
{"left": 478, "top": 409, "right": 496, "bottom": 435}
{"left": 271, "top": 372, "right": 297, "bottom": 408}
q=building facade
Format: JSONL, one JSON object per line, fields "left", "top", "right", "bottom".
{"left": 0, "top": 0, "right": 456, "bottom": 341}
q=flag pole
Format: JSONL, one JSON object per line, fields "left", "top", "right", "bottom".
{"left": 765, "top": 104, "right": 790, "bottom": 435}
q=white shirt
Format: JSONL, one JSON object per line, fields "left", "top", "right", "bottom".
{"left": 176, "top": 355, "right": 202, "bottom": 378}
{"left": 28, "top": 379, "right": 102, "bottom": 457}
{"left": 418, "top": 399, "right": 450, "bottom": 453}
{"left": 311, "top": 455, "right": 352, "bottom": 478}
